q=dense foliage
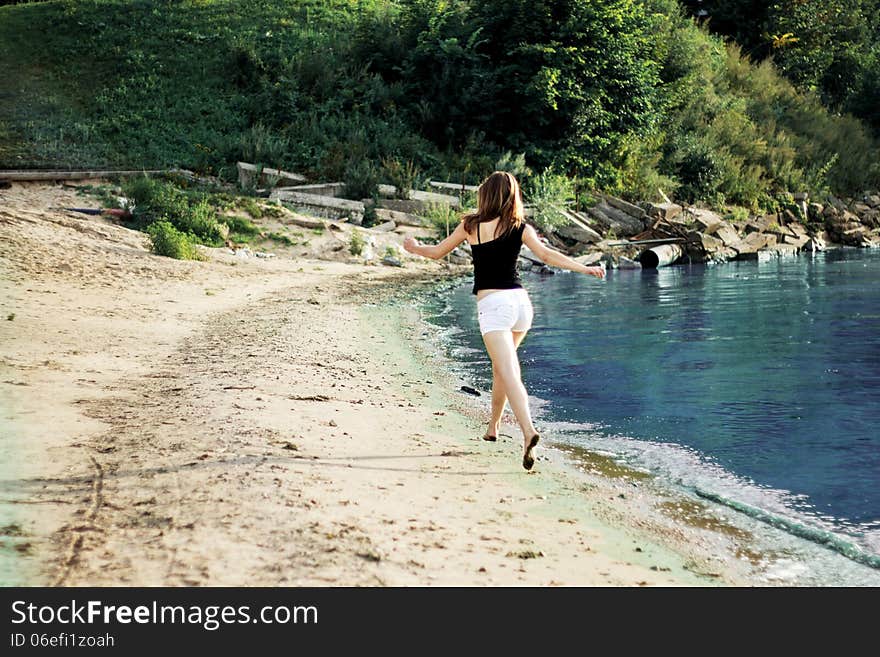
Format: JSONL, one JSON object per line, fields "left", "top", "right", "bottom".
{"left": 1, "top": 0, "right": 877, "bottom": 212}
{"left": 682, "top": 0, "right": 880, "bottom": 134}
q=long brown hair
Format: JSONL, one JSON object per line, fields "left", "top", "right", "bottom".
{"left": 461, "top": 171, "right": 525, "bottom": 239}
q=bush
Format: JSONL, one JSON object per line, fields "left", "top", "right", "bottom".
{"left": 222, "top": 214, "right": 260, "bottom": 240}
{"left": 147, "top": 221, "right": 202, "bottom": 260}
{"left": 669, "top": 136, "right": 726, "bottom": 204}
{"left": 494, "top": 151, "right": 532, "bottom": 181}
{"left": 121, "top": 176, "right": 226, "bottom": 244}
{"left": 237, "top": 123, "right": 290, "bottom": 168}
{"left": 381, "top": 156, "right": 421, "bottom": 199}
{"left": 422, "top": 202, "right": 460, "bottom": 239}
{"left": 349, "top": 229, "right": 365, "bottom": 256}
{"left": 524, "top": 167, "right": 575, "bottom": 232}
{"left": 343, "top": 158, "right": 380, "bottom": 200}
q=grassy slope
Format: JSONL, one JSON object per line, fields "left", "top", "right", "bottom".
{"left": 0, "top": 0, "right": 353, "bottom": 172}
{"left": 1, "top": 0, "right": 877, "bottom": 204}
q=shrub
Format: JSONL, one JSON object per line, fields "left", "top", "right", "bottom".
{"left": 122, "top": 176, "right": 225, "bottom": 244}
{"left": 237, "top": 123, "right": 290, "bottom": 168}
{"left": 147, "top": 221, "right": 202, "bottom": 260}
{"left": 222, "top": 214, "right": 260, "bottom": 239}
{"left": 349, "top": 229, "right": 365, "bottom": 256}
{"left": 524, "top": 167, "right": 575, "bottom": 232}
{"left": 494, "top": 151, "right": 532, "bottom": 181}
{"left": 343, "top": 158, "right": 379, "bottom": 200}
{"left": 381, "top": 156, "right": 421, "bottom": 199}
{"left": 422, "top": 202, "right": 461, "bottom": 239}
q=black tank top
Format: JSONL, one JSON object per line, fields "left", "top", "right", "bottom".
{"left": 471, "top": 222, "right": 525, "bottom": 295}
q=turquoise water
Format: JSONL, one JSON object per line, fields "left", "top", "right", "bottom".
{"left": 422, "top": 249, "right": 880, "bottom": 577}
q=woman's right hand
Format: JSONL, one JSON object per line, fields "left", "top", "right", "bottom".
{"left": 584, "top": 265, "right": 605, "bottom": 279}
{"left": 403, "top": 236, "right": 420, "bottom": 254}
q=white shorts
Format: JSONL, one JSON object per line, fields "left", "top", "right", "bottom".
{"left": 476, "top": 288, "right": 534, "bottom": 335}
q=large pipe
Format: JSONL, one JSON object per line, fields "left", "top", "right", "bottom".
{"left": 640, "top": 243, "right": 684, "bottom": 268}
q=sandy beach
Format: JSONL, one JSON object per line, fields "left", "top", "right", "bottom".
{"left": 1, "top": 182, "right": 758, "bottom": 586}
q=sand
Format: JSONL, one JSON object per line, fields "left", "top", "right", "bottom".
{"left": 1, "top": 181, "right": 752, "bottom": 586}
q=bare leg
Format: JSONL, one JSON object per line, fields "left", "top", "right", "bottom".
{"left": 482, "top": 330, "right": 538, "bottom": 454}
{"left": 486, "top": 330, "right": 527, "bottom": 439}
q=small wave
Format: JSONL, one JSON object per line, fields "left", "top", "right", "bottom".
{"left": 543, "top": 420, "right": 880, "bottom": 571}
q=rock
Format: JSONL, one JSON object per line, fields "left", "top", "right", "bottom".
{"left": 574, "top": 252, "right": 604, "bottom": 266}
{"left": 827, "top": 194, "right": 848, "bottom": 212}
{"left": 697, "top": 233, "right": 724, "bottom": 253}
{"left": 716, "top": 247, "right": 738, "bottom": 261}
{"left": 285, "top": 182, "right": 346, "bottom": 197}
{"left": 519, "top": 246, "right": 543, "bottom": 267}
{"left": 803, "top": 235, "right": 826, "bottom": 252}
{"left": 763, "top": 234, "right": 778, "bottom": 248}
{"left": 448, "top": 249, "right": 471, "bottom": 265}
{"left": 646, "top": 202, "right": 683, "bottom": 221}
{"left": 808, "top": 203, "right": 824, "bottom": 222}
{"left": 382, "top": 255, "right": 403, "bottom": 267}
{"left": 279, "top": 211, "right": 326, "bottom": 230}
{"left": 856, "top": 209, "right": 879, "bottom": 228}
{"left": 460, "top": 385, "right": 480, "bottom": 396}
{"left": 866, "top": 194, "right": 880, "bottom": 209}
{"left": 601, "top": 194, "right": 646, "bottom": 220}
{"left": 377, "top": 185, "right": 460, "bottom": 208}
{"left": 237, "top": 162, "right": 306, "bottom": 188}
{"left": 361, "top": 235, "right": 376, "bottom": 261}
{"left": 788, "top": 222, "right": 808, "bottom": 237}
{"left": 761, "top": 214, "right": 784, "bottom": 230}
{"left": 741, "top": 232, "right": 770, "bottom": 252}
{"left": 689, "top": 209, "right": 724, "bottom": 233}
{"left": 782, "top": 208, "right": 799, "bottom": 224}
{"left": 618, "top": 256, "right": 642, "bottom": 270}
{"left": 783, "top": 234, "right": 810, "bottom": 250}
{"left": 841, "top": 226, "right": 868, "bottom": 246}
{"left": 376, "top": 198, "right": 426, "bottom": 215}
{"left": 374, "top": 207, "right": 430, "bottom": 227}
{"left": 793, "top": 192, "right": 809, "bottom": 202}
{"left": 270, "top": 189, "right": 364, "bottom": 224}
{"left": 371, "top": 220, "right": 397, "bottom": 232}
{"left": 429, "top": 180, "right": 479, "bottom": 192}
{"left": 555, "top": 215, "right": 603, "bottom": 244}
{"left": 769, "top": 243, "right": 799, "bottom": 257}
{"left": 853, "top": 202, "right": 872, "bottom": 215}
{"left": 713, "top": 222, "right": 741, "bottom": 247}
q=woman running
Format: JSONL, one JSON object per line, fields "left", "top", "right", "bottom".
{"left": 403, "top": 171, "right": 605, "bottom": 470}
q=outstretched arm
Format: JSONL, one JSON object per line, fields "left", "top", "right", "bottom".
{"left": 522, "top": 224, "right": 605, "bottom": 279}
{"left": 403, "top": 221, "right": 468, "bottom": 260}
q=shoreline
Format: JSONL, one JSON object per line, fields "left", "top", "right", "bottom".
{"left": 1, "top": 182, "right": 729, "bottom": 586}
{"left": 405, "top": 270, "right": 880, "bottom": 586}
{"left": 4, "top": 181, "right": 878, "bottom": 585}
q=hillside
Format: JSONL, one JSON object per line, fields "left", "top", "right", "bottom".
{"left": 1, "top": 0, "right": 878, "bottom": 210}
